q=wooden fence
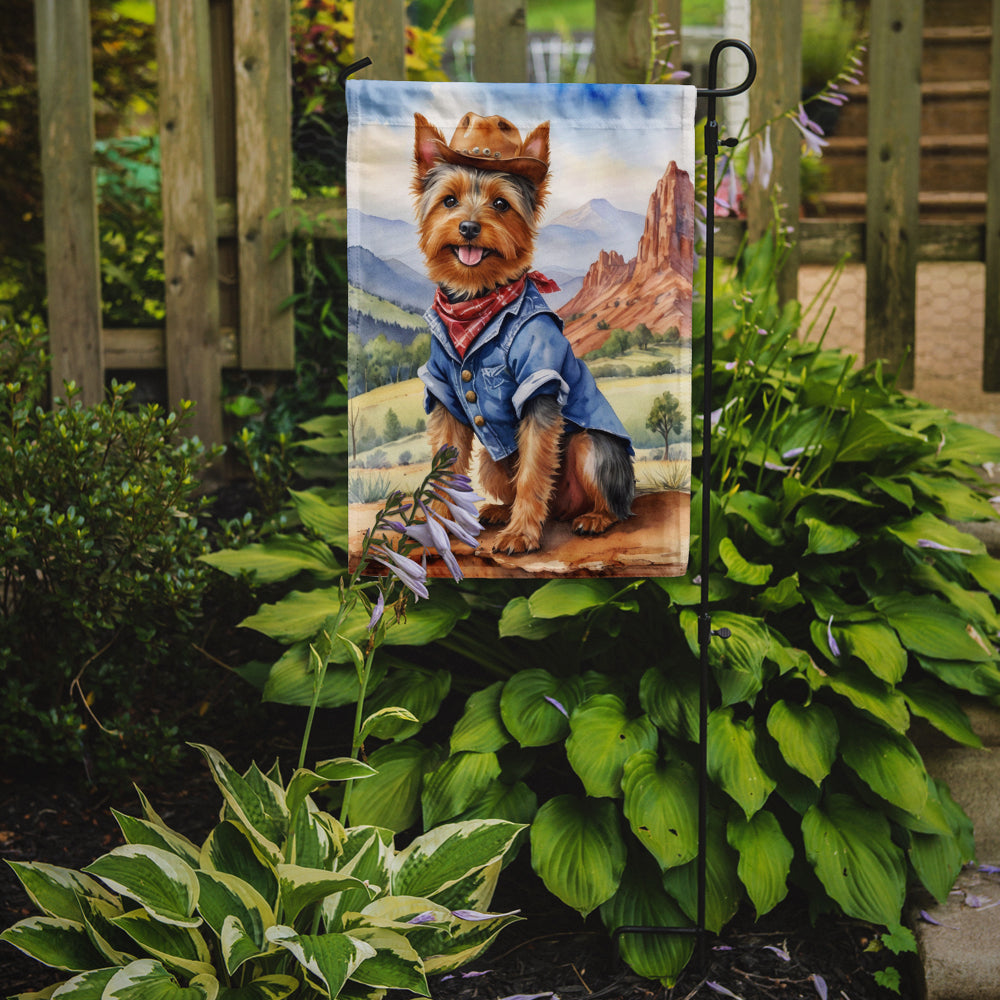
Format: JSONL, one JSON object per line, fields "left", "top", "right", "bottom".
{"left": 33, "top": 0, "right": 1000, "bottom": 445}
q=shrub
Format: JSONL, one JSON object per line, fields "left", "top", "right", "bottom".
{"left": 0, "top": 318, "right": 220, "bottom": 783}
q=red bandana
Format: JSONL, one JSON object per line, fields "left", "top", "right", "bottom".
{"left": 433, "top": 271, "right": 561, "bottom": 358}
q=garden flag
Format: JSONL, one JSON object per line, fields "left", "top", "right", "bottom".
{"left": 346, "top": 80, "right": 696, "bottom": 578}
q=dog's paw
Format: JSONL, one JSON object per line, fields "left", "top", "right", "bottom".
{"left": 479, "top": 503, "right": 512, "bottom": 527}
{"left": 572, "top": 512, "right": 616, "bottom": 536}
{"left": 492, "top": 527, "right": 541, "bottom": 555}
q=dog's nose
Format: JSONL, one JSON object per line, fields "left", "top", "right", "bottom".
{"left": 458, "top": 220, "right": 481, "bottom": 240}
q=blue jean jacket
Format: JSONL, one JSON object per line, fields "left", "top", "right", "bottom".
{"left": 418, "top": 283, "right": 633, "bottom": 462}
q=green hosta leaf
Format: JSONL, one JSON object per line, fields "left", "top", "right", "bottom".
{"left": 765, "top": 700, "right": 838, "bottom": 786}
{"left": 886, "top": 512, "right": 985, "bottom": 557}
{"left": 835, "top": 409, "right": 927, "bottom": 463}
{"left": 346, "top": 926, "right": 428, "bottom": 994}
{"left": 727, "top": 811, "right": 793, "bottom": 917}
{"left": 680, "top": 610, "right": 770, "bottom": 706}
{"left": 200, "top": 822, "right": 278, "bottom": 910}
{"left": 0, "top": 916, "right": 107, "bottom": 971}
{"left": 103, "top": 959, "right": 218, "bottom": 999}
{"left": 112, "top": 812, "right": 201, "bottom": 868}
{"left": 865, "top": 474, "right": 914, "bottom": 509}
{"left": 901, "top": 680, "right": 982, "bottom": 748}
{"left": 875, "top": 594, "right": 995, "bottom": 662}
{"left": 916, "top": 655, "right": 1000, "bottom": 697}
{"left": 450, "top": 682, "right": 511, "bottom": 754}
{"left": 265, "top": 926, "right": 375, "bottom": 997}
{"left": 707, "top": 708, "right": 776, "bottom": 818}
{"left": 724, "top": 490, "right": 784, "bottom": 546}
{"left": 195, "top": 871, "right": 273, "bottom": 974}
{"left": 347, "top": 740, "right": 442, "bottom": 832}
{"left": 621, "top": 751, "right": 699, "bottom": 871}
{"left": 527, "top": 578, "right": 619, "bottom": 617}
{"left": 661, "top": 811, "right": 741, "bottom": 933}
{"left": 599, "top": 853, "right": 694, "bottom": 987}
{"left": 808, "top": 660, "right": 910, "bottom": 732}
{"left": 83, "top": 846, "right": 200, "bottom": 928}
{"left": 277, "top": 865, "right": 374, "bottom": 925}
{"left": 453, "top": 779, "right": 538, "bottom": 827}
{"left": 4, "top": 862, "right": 118, "bottom": 923}
{"left": 655, "top": 573, "right": 737, "bottom": 606}
{"left": 530, "top": 795, "right": 626, "bottom": 917}
{"left": 285, "top": 759, "right": 376, "bottom": 822}
{"left": 835, "top": 621, "right": 907, "bottom": 684}
{"left": 200, "top": 535, "right": 341, "bottom": 584}
{"left": 289, "top": 488, "right": 349, "bottom": 546}
{"left": 261, "top": 643, "right": 385, "bottom": 709}
{"left": 935, "top": 421, "right": 1000, "bottom": 464}
{"left": 363, "top": 667, "right": 451, "bottom": 740}
{"left": 911, "top": 562, "right": 1000, "bottom": 633}
{"left": 360, "top": 706, "right": 421, "bottom": 742}
{"left": 499, "top": 670, "right": 584, "bottom": 747}
{"left": 755, "top": 573, "right": 805, "bottom": 614}
{"left": 393, "top": 820, "right": 524, "bottom": 901}
{"left": 421, "top": 751, "right": 502, "bottom": 828}
{"left": 909, "top": 811, "right": 966, "bottom": 906}
{"left": 639, "top": 664, "right": 699, "bottom": 742}
{"left": 718, "top": 537, "right": 772, "bottom": 586}
{"left": 497, "top": 596, "right": 564, "bottom": 639}
{"left": 216, "top": 975, "right": 299, "bottom": 999}
{"left": 802, "top": 793, "right": 906, "bottom": 926}
{"left": 967, "top": 553, "right": 1000, "bottom": 597}
{"left": 566, "top": 695, "right": 658, "bottom": 798}
{"left": 191, "top": 746, "right": 287, "bottom": 863}
{"left": 839, "top": 718, "right": 929, "bottom": 816}
{"left": 111, "top": 908, "right": 214, "bottom": 978}
{"left": 906, "top": 472, "right": 998, "bottom": 522}
{"left": 803, "top": 517, "right": 859, "bottom": 556}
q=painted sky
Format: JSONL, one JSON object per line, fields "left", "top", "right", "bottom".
{"left": 347, "top": 80, "right": 698, "bottom": 227}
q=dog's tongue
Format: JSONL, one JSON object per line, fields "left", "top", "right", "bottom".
{"left": 458, "top": 245, "right": 485, "bottom": 266}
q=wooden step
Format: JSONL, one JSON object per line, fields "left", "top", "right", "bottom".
{"left": 922, "top": 25, "right": 993, "bottom": 83}
{"left": 922, "top": 0, "right": 991, "bottom": 28}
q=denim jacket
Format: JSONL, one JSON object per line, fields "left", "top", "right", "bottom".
{"left": 418, "top": 283, "right": 632, "bottom": 461}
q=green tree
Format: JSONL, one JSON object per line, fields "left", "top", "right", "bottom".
{"left": 646, "top": 390, "right": 685, "bottom": 460}
{"left": 633, "top": 322, "right": 653, "bottom": 350}
{"left": 384, "top": 407, "right": 402, "bottom": 442}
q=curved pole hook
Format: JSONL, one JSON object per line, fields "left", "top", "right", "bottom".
{"left": 697, "top": 38, "right": 756, "bottom": 99}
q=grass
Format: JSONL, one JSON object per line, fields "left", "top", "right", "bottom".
{"left": 525, "top": 0, "right": 725, "bottom": 32}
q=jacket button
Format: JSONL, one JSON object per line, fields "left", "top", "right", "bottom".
{"left": 461, "top": 370, "right": 473, "bottom": 382}
{"left": 465, "top": 390, "right": 477, "bottom": 403}
{"left": 474, "top": 415, "right": 486, "bottom": 427}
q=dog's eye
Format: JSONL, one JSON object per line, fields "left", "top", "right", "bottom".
{"left": 492, "top": 198, "right": 510, "bottom": 213}
{"left": 443, "top": 195, "right": 458, "bottom": 208}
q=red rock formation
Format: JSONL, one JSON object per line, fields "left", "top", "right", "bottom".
{"left": 559, "top": 162, "right": 695, "bottom": 358}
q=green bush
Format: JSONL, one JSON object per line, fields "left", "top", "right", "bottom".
{"left": 0, "top": 317, "right": 220, "bottom": 783}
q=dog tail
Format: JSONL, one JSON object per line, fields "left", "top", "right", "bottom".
{"left": 592, "top": 430, "right": 635, "bottom": 521}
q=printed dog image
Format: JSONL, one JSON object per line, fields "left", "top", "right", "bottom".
{"left": 412, "top": 111, "right": 635, "bottom": 555}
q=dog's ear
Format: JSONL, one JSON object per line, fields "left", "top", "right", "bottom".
{"left": 520, "top": 121, "right": 550, "bottom": 167}
{"left": 413, "top": 113, "right": 446, "bottom": 179}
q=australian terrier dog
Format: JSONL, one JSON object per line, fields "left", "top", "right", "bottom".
{"left": 412, "top": 111, "right": 634, "bottom": 556}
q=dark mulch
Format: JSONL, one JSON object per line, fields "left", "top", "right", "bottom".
{"left": 1, "top": 745, "right": 914, "bottom": 1000}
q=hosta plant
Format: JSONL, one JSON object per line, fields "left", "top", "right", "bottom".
{"left": 1, "top": 744, "right": 523, "bottom": 999}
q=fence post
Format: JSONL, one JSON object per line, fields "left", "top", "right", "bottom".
{"left": 983, "top": 0, "right": 1000, "bottom": 391}
{"left": 355, "top": 0, "right": 406, "bottom": 80}
{"left": 864, "top": 0, "right": 923, "bottom": 389}
{"left": 157, "top": 0, "right": 223, "bottom": 445}
{"left": 474, "top": 0, "right": 526, "bottom": 82}
{"left": 593, "top": 0, "right": 651, "bottom": 83}
{"left": 34, "top": 0, "right": 104, "bottom": 405}
{"left": 233, "top": 0, "right": 294, "bottom": 370}
{"left": 746, "top": 0, "right": 801, "bottom": 305}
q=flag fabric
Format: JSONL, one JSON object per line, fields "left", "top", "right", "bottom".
{"left": 346, "top": 79, "right": 696, "bottom": 578}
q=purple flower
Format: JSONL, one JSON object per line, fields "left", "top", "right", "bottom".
{"left": 791, "top": 104, "right": 829, "bottom": 156}
{"left": 544, "top": 695, "right": 569, "bottom": 718}
{"left": 812, "top": 974, "right": 828, "bottom": 1000}
{"left": 369, "top": 543, "right": 429, "bottom": 600}
{"left": 763, "top": 944, "right": 790, "bottom": 961}
{"left": 706, "top": 983, "right": 742, "bottom": 999}
{"left": 407, "top": 911, "right": 438, "bottom": 925}
{"left": 917, "top": 538, "right": 973, "bottom": 555}
{"left": 404, "top": 504, "right": 463, "bottom": 581}
{"left": 827, "top": 616, "right": 841, "bottom": 658}
{"left": 451, "top": 908, "right": 520, "bottom": 921}
{"left": 747, "top": 125, "right": 773, "bottom": 190}
{"left": 367, "top": 590, "right": 385, "bottom": 631}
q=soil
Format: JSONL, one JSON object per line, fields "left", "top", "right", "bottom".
{"left": 0, "top": 742, "right": 913, "bottom": 1000}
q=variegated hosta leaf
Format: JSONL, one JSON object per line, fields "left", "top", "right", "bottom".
{"left": 391, "top": 820, "right": 524, "bottom": 901}
{"left": 112, "top": 810, "right": 201, "bottom": 868}
{"left": 265, "top": 926, "right": 375, "bottom": 998}
{"left": 422, "top": 907, "right": 522, "bottom": 975}
{"left": 420, "top": 751, "right": 501, "bottom": 829}
{"left": 566, "top": 695, "right": 658, "bottom": 799}
{"left": 288, "top": 802, "right": 344, "bottom": 870}
{"left": 661, "top": 811, "right": 742, "bottom": 934}
{"left": 200, "top": 822, "right": 278, "bottom": 910}
{"left": 46, "top": 966, "right": 118, "bottom": 997}
{"left": 362, "top": 668, "right": 451, "bottom": 741}
{"left": 344, "top": 926, "right": 429, "bottom": 995}
{"left": 214, "top": 974, "right": 299, "bottom": 1000}
{"left": 529, "top": 795, "right": 626, "bottom": 917}
{"left": 83, "top": 846, "right": 200, "bottom": 928}
{"left": 323, "top": 829, "right": 393, "bottom": 931}
{"left": 499, "top": 669, "right": 585, "bottom": 747}
{"left": 707, "top": 707, "right": 776, "bottom": 819}
{"left": 424, "top": 859, "right": 501, "bottom": 915}
{"left": 727, "top": 810, "right": 793, "bottom": 918}
{"left": 0, "top": 916, "right": 107, "bottom": 971}
{"left": 4, "top": 862, "right": 118, "bottom": 922}
{"left": 599, "top": 853, "right": 694, "bottom": 987}
{"left": 276, "top": 865, "right": 375, "bottom": 925}
{"left": 450, "top": 681, "right": 511, "bottom": 754}
{"left": 621, "top": 751, "right": 699, "bottom": 871}
{"left": 195, "top": 871, "right": 274, "bottom": 974}
{"left": 102, "top": 958, "right": 218, "bottom": 999}
{"left": 110, "top": 908, "right": 214, "bottom": 979}
{"left": 765, "top": 700, "right": 838, "bottom": 786}
{"left": 285, "top": 761, "right": 375, "bottom": 824}
{"left": 191, "top": 745, "right": 287, "bottom": 863}
{"left": 838, "top": 718, "right": 929, "bottom": 817}
{"left": 78, "top": 894, "right": 136, "bottom": 966}
{"left": 802, "top": 793, "right": 906, "bottom": 926}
